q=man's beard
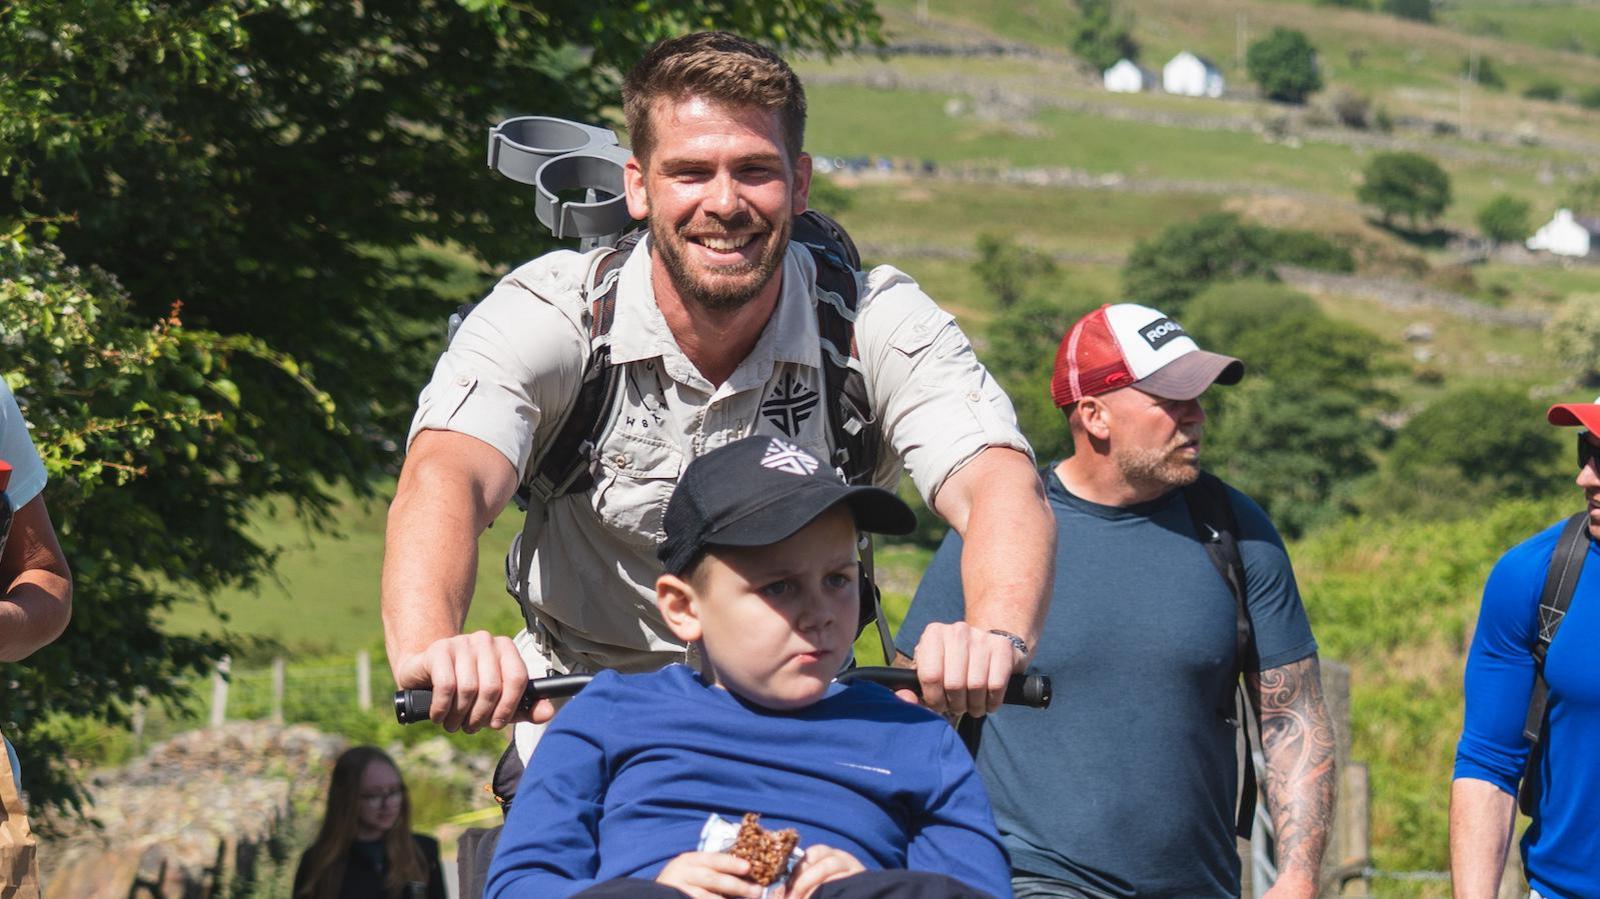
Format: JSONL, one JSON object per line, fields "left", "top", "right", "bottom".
{"left": 649, "top": 209, "right": 791, "bottom": 312}
{"left": 1114, "top": 434, "right": 1203, "bottom": 491}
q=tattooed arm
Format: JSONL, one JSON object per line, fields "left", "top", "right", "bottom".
{"left": 1247, "top": 653, "right": 1337, "bottom": 899}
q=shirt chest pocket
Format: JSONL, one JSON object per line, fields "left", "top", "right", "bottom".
{"left": 591, "top": 429, "right": 684, "bottom": 548}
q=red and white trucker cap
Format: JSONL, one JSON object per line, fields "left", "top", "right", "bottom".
{"left": 1050, "top": 303, "right": 1244, "bottom": 407}
{"left": 1547, "top": 396, "right": 1600, "bottom": 431}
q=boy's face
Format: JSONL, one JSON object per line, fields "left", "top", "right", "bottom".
{"left": 657, "top": 505, "right": 859, "bottom": 710}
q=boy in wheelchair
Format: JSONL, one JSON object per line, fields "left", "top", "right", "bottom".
{"left": 485, "top": 435, "right": 1010, "bottom": 899}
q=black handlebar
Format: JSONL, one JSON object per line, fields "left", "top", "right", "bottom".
{"left": 394, "top": 667, "right": 1051, "bottom": 725}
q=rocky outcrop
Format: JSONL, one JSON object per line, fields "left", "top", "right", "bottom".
{"left": 40, "top": 723, "right": 344, "bottom": 898}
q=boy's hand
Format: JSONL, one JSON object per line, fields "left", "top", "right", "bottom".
{"left": 656, "top": 851, "right": 763, "bottom": 898}
{"left": 782, "top": 846, "right": 865, "bottom": 899}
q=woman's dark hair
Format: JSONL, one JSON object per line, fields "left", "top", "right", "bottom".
{"left": 296, "top": 745, "right": 427, "bottom": 899}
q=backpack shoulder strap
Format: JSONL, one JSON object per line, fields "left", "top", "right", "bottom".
{"left": 1518, "top": 511, "right": 1589, "bottom": 815}
{"left": 1182, "top": 471, "right": 1258, "bottom": 839}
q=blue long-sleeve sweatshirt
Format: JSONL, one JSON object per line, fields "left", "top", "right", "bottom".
{"left": 485, "top": 665, "right": 1011, "bottom": 899}
{"left": 1454, "top": 519, "right": 1600, "bottom": 898}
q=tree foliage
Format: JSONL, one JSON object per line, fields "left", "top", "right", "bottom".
{"left": 1357, "top": 152, "right": 1452, "bottom": 228}
{"left": 1, "top": 0, "right": 880, "bottom": 812}
{"left": 1544, "top": 293, "right": 1600, "bottom": 385}
{"left": 1246, "top": 28, "right": 1323, "bottom": 104}
{"left": 1070, "top": 0, "right": 1139, "bottom": 72}
{"left": 973, "top": 234, "right": 1059, "bottom": 309}
{"left": 1382, "top": 0, "right": 1433, "bottom": 22}
{"left": 1183, "top": 281, "right": 1396, "bottom": 536}
{"left": 1, "top": 229, "right": 339, "bottom": 810}
{"left": 1121, "top": 213, "right": 1354, "bottom": 313}
{"left": 1476, "top": 194, "right": 1532, "bottom": 245}
{"left": 1387, "top": 387, "right": 1563, "bottom": 501}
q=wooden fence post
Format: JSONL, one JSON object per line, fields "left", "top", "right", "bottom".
{"left": 357, "top": 650, "right": 372, "bottom": 712}
{"left": 271, "top": 657, "right": 286, "bottom": 725}
{"left": 210, "top": 655, "right": 231, "bottom": 729}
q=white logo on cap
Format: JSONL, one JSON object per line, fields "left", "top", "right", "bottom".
{"left": 761, "top": 439, "right": 820, "bottom": 476}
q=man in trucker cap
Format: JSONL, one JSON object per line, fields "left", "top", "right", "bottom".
{"left": 1451, "top": 398, "right": 1600, "bottom": 899}
{"left": 899, "top": 303, "right": 1336, "bottom": 898}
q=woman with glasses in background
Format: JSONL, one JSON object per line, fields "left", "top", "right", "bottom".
{"left": 295, "top": 745, "right": 446, "bottom": 899}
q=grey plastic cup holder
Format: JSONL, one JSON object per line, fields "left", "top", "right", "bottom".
{"left": 488, "top": 116, "right": 635, "bottom": 243}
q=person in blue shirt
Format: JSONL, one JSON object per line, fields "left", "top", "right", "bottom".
{"left": 1451, "top": 399, "right": 1600, "bottom": 899}
{"left": 899, "top": 304, "right": 1335, "bottom": 898}
{"left": 485, "top": 435, "right": 1012, "bottom": 899}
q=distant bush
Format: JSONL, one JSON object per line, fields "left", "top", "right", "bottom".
{"left": 1316, "top": 0, "right": 1366, "bottom": 6}
{"left": 1476, "top": 193, "right": 1532, "bottom": 245}
{"left": 1246, "top": 27, "right": 1324, "bottom": 104}
{"left": 1123, "top": 213, "right": 1354, "bottom": 311}
{"left": 1566, "top": 177, "right": 1600, "bottom": 217}
{"left": 1185, "top": 281, "right": 1396, "bottom": 536}
{"left": 1373, "top": 105, "right": 1394, "bottom": 132}
{"left": 1522, "top": 80, "right": 1563, "bottom": 101}
{"left": 974, "top": 233, "right": 1059, "bottom": 308}
{"left": 1461, "top": 55, "right": 1505, "bottom": 90}
{"left": 1387, "top": 386, "right": 1563, "bottom": 500}
{"left": 1070, "top": 0, "right": 1138, "bottom": 72}
{"left": 1330, "top": 89, "right": 1371, "bottom": 128}
{"left": 1580, "top": 86, "right": 1600, "bottom": 110}
{"left": 1383, "top": 0, "right": 1433, "bottom": 22}
{"left": 1358, "top": 151, "right": 1453, "bottom": 229}
{"left": 1544, "top": 293, "right": 1600, "bottom": 385}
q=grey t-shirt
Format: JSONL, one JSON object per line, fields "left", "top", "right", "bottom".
{"left": 897, "top": 467, "right": 1317, "bottom": 898}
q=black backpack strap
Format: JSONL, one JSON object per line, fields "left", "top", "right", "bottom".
{"left": 1183, "top": 472, "right": 1258, "bottom": 839}
{"left": 1518, "top": 511, "right": 1588, "bottom": 815}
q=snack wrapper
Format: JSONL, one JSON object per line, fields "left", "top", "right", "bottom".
{"left": 698, "top": 812, "right": 804, "bottom": 898}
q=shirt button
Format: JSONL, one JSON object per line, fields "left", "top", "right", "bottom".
{"left": 967, "top": 390, "right": 981, "bottom": 402}
{"left": 455, "top": 375, "right": 470, "bottom": 387}
{"left": 613, "top": 453, "right": 628, "bottom": 466}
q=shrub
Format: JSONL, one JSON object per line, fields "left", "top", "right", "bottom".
{"left": 1071, "top": 0, "right": 1138, "bottom": 72}
{"left": 1123, "top": 213, "right": 1353, "bottom": 311}
{"left": 1383, "top": 0, "right": 1433, "bottom": 22}
{"left": 1461, "top": 55, "right": 1505, "bottom": 90}
{"left": 1476, "top": 194, "right": 1532, "bottom": 245}
{"left": 1246, "top": 28, "right": 1324, "bottom": 104}
{"left": 1387, "top": 387, "right": 1564, "bottom": 499}
{"left": 1357, "top": 152, "right": 1453, "bottom": 228}
{"left": 1330, "top": 89, "right": 1371, "bottom": 128}
{"left": 1580, "top": 86, "right": 1600, "bottom": 110}
{"left": 1523, "top": 80, "right": 1563, "bottom": 101}
{"left": 1544, "top": 293, "right": 1600, "bottom": 384}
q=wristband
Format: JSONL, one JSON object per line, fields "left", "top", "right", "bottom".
{"left": 988, "top": 629, "right": 1029, "bottom": 659}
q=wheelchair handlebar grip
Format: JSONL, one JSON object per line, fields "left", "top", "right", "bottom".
{"left": 835, "top": 667, "right": 1051, "bottom": 709}
{"left": 394, "top": 673, "right": 596, "bottom": 725}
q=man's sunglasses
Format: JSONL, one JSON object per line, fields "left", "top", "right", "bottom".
{"left": 1579, "top": 432, "right": 1600, "bottom": 471}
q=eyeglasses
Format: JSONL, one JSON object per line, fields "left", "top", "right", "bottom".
{"left": 359, "top": 787, "right": 405, "bottom": 805}
{"left": 1578, "top": 432, "right": 1600, "bottom": 472}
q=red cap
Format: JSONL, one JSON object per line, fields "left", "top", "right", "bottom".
{"left": 0, "top": 459, "right": 10, "bottom": 493}
{"left": 1547, "top": 396, "right": 1600, "bottom": 431}
{"left": 1050, "top": 303, "right": 1243, "bottom": 407}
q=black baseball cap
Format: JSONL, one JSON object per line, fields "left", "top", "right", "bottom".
{"left": 657, "top": 435, "right": 917, "bottom": 575}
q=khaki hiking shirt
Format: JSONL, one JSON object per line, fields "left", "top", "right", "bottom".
{"left": 407, "top": 235, "right": 1029, "bottom": 671}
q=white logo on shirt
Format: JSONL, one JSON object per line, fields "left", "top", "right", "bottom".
{"left": 836, "top": 762, "right": 893, "bottom": 776}
{"left": 762, "top": 439, "right": 820, "bottom": 476}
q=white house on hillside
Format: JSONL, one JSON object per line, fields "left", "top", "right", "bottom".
{"left": 1163, "top": 51, "right": 1225, "bottom": 98}
{"left": 1103, "top": 58, "right": 1154, "bottom": 93}
{"left": 1528, "top": 209, "right": 1596, "bottom": 258}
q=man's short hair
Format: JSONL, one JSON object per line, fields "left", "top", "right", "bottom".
{"left": 622, "top": 31, "right": 807, "bottom": 166}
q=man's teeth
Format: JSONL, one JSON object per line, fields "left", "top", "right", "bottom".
{"left": 698, "top": 235, "right": 752, "bottom": 251}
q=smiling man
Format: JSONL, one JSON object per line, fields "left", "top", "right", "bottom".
{"left": 899, "top": 303, "right": 1335, "bottom": 898}
{"left": 382, "top": 31, "right": 1052, "bottom": 804}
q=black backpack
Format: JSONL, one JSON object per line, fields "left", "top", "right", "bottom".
{"left": 1517, "top": 511, "right": 1588, "bottom": 816}
{"left": 455, "top": 209, "right": 898, "bottom": 657}
{"left": 1183, "top": 471, "right": 1261, "bottom": 840}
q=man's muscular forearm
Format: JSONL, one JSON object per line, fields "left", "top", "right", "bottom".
{"left": 933, "top": 446, "right": 1054, "bottom": 648}
{"left": 1250, "top": 654, "right": 1336, "bottom": 894}
{"left": 381, "top": 430, "right": 517, "bottom": 672}
{"left": 1449, "top": 778, "right": 1516, "bottom": 899}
